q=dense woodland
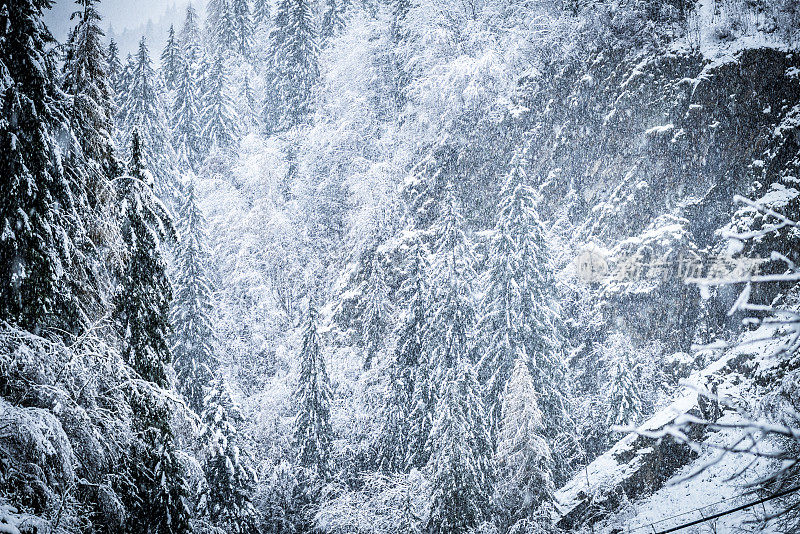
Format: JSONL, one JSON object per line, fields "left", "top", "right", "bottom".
{"left": 1, "top": 0, "right": 800, "bottom": 532}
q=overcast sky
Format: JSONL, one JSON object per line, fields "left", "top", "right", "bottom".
{"left": 45, "top": 1, "right": 193, "bottom": 40}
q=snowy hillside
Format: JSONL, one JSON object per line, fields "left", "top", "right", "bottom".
{"left": 1, "top": 0, "right": 799, "bottom": 533}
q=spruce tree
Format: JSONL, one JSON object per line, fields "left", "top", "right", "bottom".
{"left": 172, "top": 60, "right": 202, "bottom": 169}
{"left": 107, "top": 38, "right": 123, "bottom": 96}
{"left": 604, "top": 343, "right": 643, "bottom": 432}
{"left": 200, "top": 374, "right": 258, "bottom": 534}
{"left": 133, "top": 415, "right": 193, "bottom": 534}
{"left": 160, "top": 24, "right": 182, "bottom": 90}
{"left": 61, "top": 0, "right": 122, "bottom": 317}
{"left": 62, "top": 0, "right": 119, "bottom": 185}
{"left": 232, "top": 0, "right": 253, "bottom": 57}
{"left": 0, "top": 0, "right": 86, "bottom": 333}
{"left": 200, "top": 54, "right": 239, "bottom": 151}
{"left": 117, "top": 37, "right": 176, "bottom": 202}
{"left": 377, "top": 233, "right": 429, "bottom": 472}
{"left": 172, "top": 179, "right": 217, "bottom": 413}
{"left": 114, "top": 130, "right": 174, "bottom": 387}
{"left": 423, "top": 189, "right": 494, "bottom": 534}
{"left": 334, "top": 239, "right": 392, "bottom": 370}
{"left": 116, "top": 131, "right": 191, "bottom": 534}
{"left": 320, "top": 0, "right": 346, "bottom": 45}
{"left": 293, "top": 303, "right": 334, "bottom": 479}
{"left": 265, "top": 0, "right": 319, "bottom": 131}
{"left": 179, "top": 3, "right": 203, "bottom": 61}
{"left": 253, "top": 0, "right": 271, "bottom": 29}
{"left": 388, "top": 0, "right": 411, "bottom": 109}
{"left": 361, "top": 251, "right": 391, "bottom": 370}
{"left": 240, "top": 74, "right": 259, "bottom": 129}
{"left": 426, "top": 360, "right": 493, "bottom": 534}
{"left": 479, "top": 144, "right": 576, "bottom": 484}
{"left": 494, "top": 359, "right": 555, "bottom": 533}
{"left": 207, "top": 0, "right": 237, "bottom": 55}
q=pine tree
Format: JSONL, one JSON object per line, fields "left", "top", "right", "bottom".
{"left": 253, "top": 0, "right": 271, "bottom": 29}
{"left": 320, "top": 0, "right": 346, "bottom": 45}
{"left": 172, "top": 179, "right": 217, "bottom": 413}
{"left": 0, "top": 0, "right": 87, "bottom": 333}
{"left": 334, "top": 239, "right": 393, "bottom": 370}
{"left": 265, "top": 0, "right": 319, "bottom": 131}
{"left": 423, "top": 189, "right": 494, "bottom": 534}
{"left": 114, "top": 130, "right": 174, "bottom": 387}
{"left": 478, "top": 144, "right": 577, "bottom": 485}
{"left": 377, "top": 234, "right": 429, "bottom": 472}
{"left": 362, "top": 250, "right": 391, "bottom": 370}
{"left": 160, "top": 24, "right": 182, "bottom": 90}
{"left": 426, "top": 360, "right": 494, "bottom": 534}
{"left": 604, "top": 340, "right": 643, "bottom": 432}
{"left": 494, "top": 359, "right": 555, "bottom": 533}
{"left": 61, "top": 0, "right": 122, "bottom": 317}
{"left": 207, "top": 0, "right": 237, "bottom": 55}
{"left": 117, "top": 37, "right": 176, "bottom": 202}
{"left": 179, "top": 3, "right": 202, "bottom": 61}
{"left": 132, "top": 413, "right": 193, "bottom": 534}
{"left": 116, "top": 131, "right": 191, "bottom": 534}
{"left": 107, "top": 38, "right": 123, "bottom": 96}
{"left": 200, "top": 374, "right": 258, "bottom": 534}
{"left": 293, "top": 303, "right": 334, "bottom": 479}
{"left": 232, "top": 0, "right": 253, "bottom": 56}
{"left": 171, "top": 60, "right": 202, "bottom": 169}
{"left": 200, "top": 54, "right": 239, "bottom": 151}
{"left": 62, "top": 0, "right": 119, "bottom": 180}
{"left": 240, "top": 74, "right": 259, "bottom": 129}
{"left": 388, "top": 0, "right": 411, "bottom": 109}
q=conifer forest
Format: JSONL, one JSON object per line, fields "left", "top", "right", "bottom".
{"left": 2, "top": 0, "right": 800, "bottom": 532}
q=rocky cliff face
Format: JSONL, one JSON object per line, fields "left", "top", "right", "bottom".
{"left": 524, "top": 43, "right": 800, "bottom": 350}
{"left": 534, "top": 39, "right": 800, "bottom": 531}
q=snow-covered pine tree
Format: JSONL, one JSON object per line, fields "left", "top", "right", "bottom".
{"left": 200, "top": 54, "right": 239, "bottom": 151}
{"left": 172, "top": 179, "right": 217, "bottom": 413}
{"left": 172, "top": 59, "right": 202, "bottom": 169}
{"left": 114, "top": 130, "right": 174, "bottom": 387}
{"left": 117, "top": 37, "right": 177, "bottom": 203}
{"left": 376, "top": 233, "right": 429, "bottom": 472}
{"left": 240, "top": 73, "right": 259, "bottom": 129}
{"left": 478, "top": 143, "right": 577, "bottom": 484}
{"left": 426, "top": 188, "right": 476, "bottom": 383}
{"left": 265, "top": 0, "right": 319, "bottom": 131}
{"left": 207, "top": 0, "right": 237, "bottom": 56}
{"left": 0, "top": 0, "right": 88, "bottom": 334}
{"left": 494, "top": 358, "right": 555, "bottom": 533}
{"left": 603, "top": 340, "right": 643, "bottom": 433}
{"left": 200, "top": 373, "right": 258, "bottom": 534}
{"left": 179, "top": 3, "right": 203, "bottom": 61}
{"left": 334, "top": 238, "right": 393, "bottom": 370}
{"left": 116, "top": 131, "right": 191, "bottom": 534}
{"left": 62, "top": 1, "right": 117, "bottom": 178}
{"left": 423, "top": 188, "right": 494, "bottom": 534}
{"left": 61, "top": 0, "right": 122, "bottom": 316}
{"left": 405, "top": 188, "right": 477, "bottom": 470}
{"left": 119, "top": 51, "right": 135, "bottom": 94}
{"left": 293, "top": 303, "right": 334, "bottom": 479}
{"left": 388, "top": 0, "right": 411, "bottom": 113}
{"left": 160, "top": 24, "right": 182, "bottom": 90}
{"left": 262, "top": 0, "right": 288, "bottom": 130}
{"left": 231, "top": 0, "right": 253, "bottom": 57}
{"left": 133, "top": 413, "right": 193, "bottom": 534}
{"left": 107, "top": 38, "right": 123, "bottom": 96}
{"left": 253, "top": 0, "right": 271, "bottom": 29}
{"left": 426, "top": 359, "right": 494, "bottom": 534}
{"left": 320, "top": 0, "right": 346, "bottom": 45}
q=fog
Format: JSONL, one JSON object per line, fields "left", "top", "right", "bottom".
{"left": 45, "top": 0, "right": 192, "bottom": 53}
